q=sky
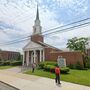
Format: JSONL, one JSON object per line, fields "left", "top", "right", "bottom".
{"left": 0, "top": 0, "right": 90, "bottom": 53}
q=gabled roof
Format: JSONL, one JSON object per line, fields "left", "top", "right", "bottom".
{"left": 23, "top": 40, "right": 62, "bottom": 51}
{"left": 37, "top": 41, "right": 62, "bottom": 51}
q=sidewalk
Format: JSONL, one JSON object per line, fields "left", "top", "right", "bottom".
{"left": 0, "top": 69, "right": 90, "bottom": 90}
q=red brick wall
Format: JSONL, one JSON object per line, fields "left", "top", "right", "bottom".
{"left": 0, "top": 51, "right": 20, "bottom": 61}
{"left": 44, "top": 48, "right": 83, "bottom": 65}
{"left": 31, "top": 35, "right": 43, "bottom": 42}
{"left": 44, "top": 48, "right": 60, "bottom": 61}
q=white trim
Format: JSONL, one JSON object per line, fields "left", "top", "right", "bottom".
{"left": 34, "top": 50, "right": 36, "bottom": 63}
{"left": 26, "top": 51, "right": 29, "bottom": 66}
{"left": 23, "top": 53, "right": 25, "bottom": 66}
{"left": 43, "top": 50, "right": 45, "bottom": 62}
{"left": 40, "top": 50, "right": 42, "bottom": 62}
{"left": 23, "top": 41, "right": 44, "bottom": 51}
{"left": 23, "top": 47, "right": 43, "bottom": 51}
{"left": 31, "top": 51, "right": 34, "bottom": 64}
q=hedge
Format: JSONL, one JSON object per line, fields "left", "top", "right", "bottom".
{"left": 39, "top": 62, "right": 70, "bottom": 74}
{"left": 60, "top": 67, "right": 70, "bottom": 74}
{"left": 0, "top": 60, "right": 22, "bottom": 66}
{"left": 44, "top": 65, "right": 55, "bottom": 72}
{"left": 39, "top": 61, "right": 57, "bottom": 69}
{"left": 68, "top": 61, "right": 84, "bottom": 70}
{"left": 10, "top": 61, "right": 22, "bottom": 66}
{"left": 0, "top": 61, "right": 10, "bottom": 66}
{"left": 86, "top": 57, "right": 90, "bottom": 68}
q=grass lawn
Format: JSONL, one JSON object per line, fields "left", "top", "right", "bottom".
{"left": 0, "top": 66, "right": 15, "bottom": 69}
{"left": 25, "top": 69, "right": 90, "bottom": 86}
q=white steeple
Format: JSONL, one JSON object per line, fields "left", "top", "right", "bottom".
{"left": 33, "top": 5, "right": 42, "bottom": 35}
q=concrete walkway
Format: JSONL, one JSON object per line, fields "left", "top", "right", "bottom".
{"left": 5, "top": 66, "right": 22, "bottom": 73}
{"left": 0, "top": 67, "right": 90, "bottom": 90}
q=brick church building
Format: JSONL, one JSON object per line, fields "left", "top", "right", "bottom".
{"left": 23, "top": 6, "right": 83, "bottom": 66}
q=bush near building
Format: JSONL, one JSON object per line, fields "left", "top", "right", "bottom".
{"left": 0, "top": 60, "right": 22, "bottom": 66}
{"left": 10, "top": 61, "right": 22, "bottom": 66}
{"left": 39, "top": 61, "right": 57, "bottom": 69}
{"left": 86, "top": 57, "right": 90, "bottom": 68}
{"left": 68, "top": 61, "right": 88, "bottom": 70}
{"left": 38, "top": 61, "right": 70, "bottom": 74}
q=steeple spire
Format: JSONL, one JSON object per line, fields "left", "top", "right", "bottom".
{"left": 36, "top": 5, "right": 39, "bottom": 20}
{"left": 32, "top": 5, "right": 42, "bottom": 35}
{"left": 31, "top": 5, "right": 43, "bottom": 42}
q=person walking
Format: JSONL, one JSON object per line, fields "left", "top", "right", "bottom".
{"left": 55, "top": 66, "right": 61, "bottom": 84}
{"left": 32, "top": 63, "right": 36, "bottom": 73}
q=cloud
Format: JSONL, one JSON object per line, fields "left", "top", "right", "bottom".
{"left": 0, "top": 0, "right": 61, "bottom": 51}
{"left": 0, "top": 21, "right": 23, "bottom": 31}
{"left": 0, "top": 0, "right": 90, "bottom": 52}
{"left": 45, "top": 25, "right": 90, "bottom": 49}
{"left": 50, "top": 0, "right": 89, "bottom": 23}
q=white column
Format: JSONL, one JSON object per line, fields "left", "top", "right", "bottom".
{"left": 43, "top": 50, "right": 45, "bottom": 62}
{"left": 26, "top": 51, "right": 29, "bottom": 66}
{"left": 40, "top": 50, "right": 42, "bottom": 62}
{"left": 31, "top": 51, "right": 33, "bottom": 64}
{"left": 34, "top": 50, "right": 36, "bottom": 63}
{"left": 22, "top": 52, "right": 25, "bottom": 66}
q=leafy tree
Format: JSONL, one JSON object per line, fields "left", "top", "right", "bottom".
{"left": 67, "top": 37, "right": 89, "bottom": 67}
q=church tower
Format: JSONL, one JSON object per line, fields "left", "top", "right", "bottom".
{"left": 31, "top": 5, "right": 43, "bottom": 42}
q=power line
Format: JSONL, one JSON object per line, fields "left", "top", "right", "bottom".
{"left": 0, "top": 38, "right": 30, "bottom": 46}
{"left": 0, "top": 21, "right": 90, "bottom": 46}
{"left": 43, "top": 17, "right": 90, "bottom": 34}
{"left": 1, "top": 17, "right": 90, "bottom": 42}
{"left": 0, "top": 18, "right": 90, "bottom": 45}
{"left": 0, "top": 35, "right": 31, "bottom": 45}
{"left": 44, "top": 21, "right": 90, "bottom": 36}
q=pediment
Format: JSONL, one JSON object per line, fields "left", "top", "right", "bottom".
{"left": 23, "top": 41, "right": 43, "bottom": 50}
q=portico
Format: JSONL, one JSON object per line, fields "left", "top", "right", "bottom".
{"left": 23, "top": 40, "right": 45, "bottom": 67}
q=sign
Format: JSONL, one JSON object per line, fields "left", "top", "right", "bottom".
{"left": 57, "top": 56, "right": 66, "bottom": 67}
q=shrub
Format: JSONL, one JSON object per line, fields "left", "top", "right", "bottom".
{"left": 38, "top": 62, "right": 45, "bottom": 69}
{"left": 0, "top": 61, "right": 10, "bottom": 66}
{"left": 61, "top": 67, "right": 70, "bottom": 74}
{"left": 44, "top": 65, "right": 52, "bottom": 71}
{"left": 3, "top": 61, "right": 10, "bottom": 65}
{"left": 43, "top": 64, "right": 70, "bottom": 74}
{"left": 0, "top": 61, "right": 3, "bottom": 66}
{"left": 39, "top": 61, "right": 57, "bottom": 69}
{"left": 39, "top": 61, "right": 70, "bottom": 74}
{"left": 0, "top": 60, "right": 22, "bottom": 66}
{"left": 44, "top": 65, "right": 56, "bottom": 73}
{"left": 45, "top": 61, "right": 57, "bottom": 66}
{"left": 10, "top": 61, "right": 22, "bottom": 66}
{"left": 50, "top": 65, "right": 56, "bottom": 73}
{"left": 86, "top": 57, "right": 90, "bottom": 68}
{"left": 68, "top": 64, "right": 75, "bottom": 69}
{"left": 75, "top": 61, "right": 84, "bottom": 70}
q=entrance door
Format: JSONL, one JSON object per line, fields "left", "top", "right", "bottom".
{"left": 31, "top": 51, "right": 38, "bottom": 64}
